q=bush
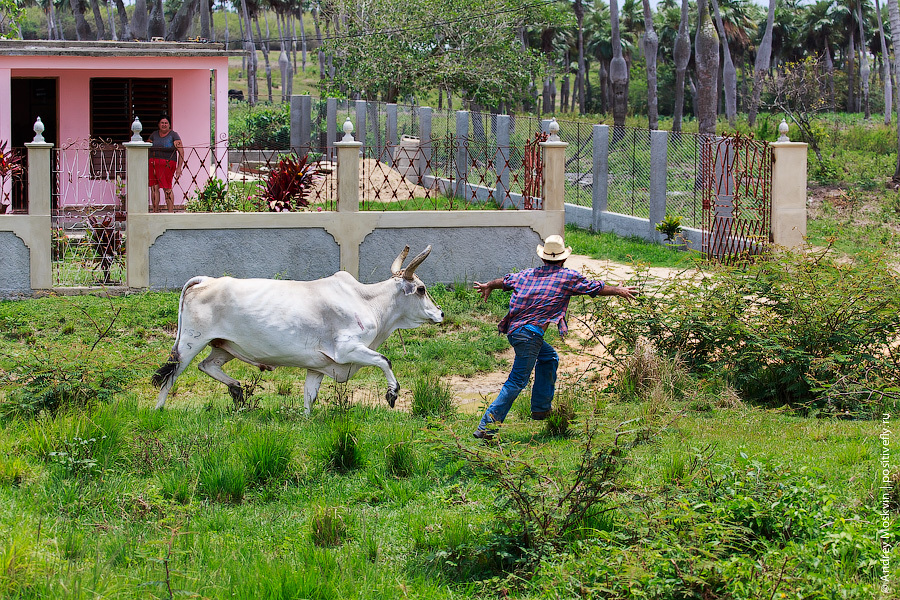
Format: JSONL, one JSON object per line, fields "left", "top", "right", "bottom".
{"left": 256, "top": 154, "right": 316, "bottom": 211}
{"left": 0, "top": 350, "right": 131, "bottom": 418}
{"left": 589, "top": 246, "right": 900, "bottom": 415}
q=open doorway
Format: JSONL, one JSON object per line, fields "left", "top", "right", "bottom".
{"left": 11, "top": 78, "right": 58, "bottom": 212}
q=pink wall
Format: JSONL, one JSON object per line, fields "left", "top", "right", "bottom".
{"left": 2, "top": 54, "right": 228, "bottom": 208}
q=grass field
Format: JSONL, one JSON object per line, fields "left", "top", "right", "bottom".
{"left": 1, "top": 228, "right": 898, "bottom": 597}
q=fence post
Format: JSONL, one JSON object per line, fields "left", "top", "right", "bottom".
{"left": 290, "top": 94, "right": 311, "bottom": 155}
{"left": 335, "top": 118, "right": 362, "bottom": 276}
{"left": 326, "top": 98, "right": 337, "bottom": 161}
{"left": 649, "top": 129, "right": 668, "bottom": 241}
{"left": 454, "top": 110, "right": 469, "bottom": 198}
{"left": 495, "top": 114, "right": 510, "bottom": 208}
{"left": 540, "top": 118, "right": 567, "bottom": 236}
{"left": 355, "top": 100, "right": 367, "bottom": 154}
{"left": 386, "top": 104, "right": 397, "bottom": 167}
{"left": 25, "top": 123, "right": 53, "bottom": 290}
{"left": 124, "top": 118, "right": 152, "bottom": 288}
{"left": 418, "top": 106, "right": 432, "bottom": 179}
{"left": 770, "top": 137, "right": 808, "bottom": 248}
{"left": 591, "top": 124, "right": 609, "bottom": 231}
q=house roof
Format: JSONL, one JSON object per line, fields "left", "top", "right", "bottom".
{"left": 0, "top": 39, "right": 243, "bottom": 58}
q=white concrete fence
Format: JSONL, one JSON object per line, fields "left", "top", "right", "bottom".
{"left": 0, "top": 115, "right": 807, "bottom": 295}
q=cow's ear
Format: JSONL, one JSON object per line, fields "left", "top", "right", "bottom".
{"left": 400, "top": 279, "right": 418, "bottom": 295}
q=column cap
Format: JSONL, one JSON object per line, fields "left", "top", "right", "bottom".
{"left": 25, "top": 142, "right": 54, "bottom": 149}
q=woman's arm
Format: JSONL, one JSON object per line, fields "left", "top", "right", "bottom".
{"left": 174, "top": 138, "right": 185, "bottom": 180}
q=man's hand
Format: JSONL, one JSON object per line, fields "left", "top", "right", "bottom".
{"left": 474, "top": 278, "right": 504, "bottom": 301}
{"left": 601, "top": 282, "right": 640, "bottom": 302}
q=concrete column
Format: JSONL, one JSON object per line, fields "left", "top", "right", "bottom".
{"left": 125, "top": 140, "right": 152, "bottom": 288}
{"left": 454, "top": 110, "right": 469, "bottom": 198}
{"left": 326, "top": 98, "right": 337, "bottom": 161}
{"left": 335, "top": 118, "right": 363, "bottom": 277}
{"left": 290, "top": 94, "right": 312, "bottom": 154}
{"left": 386, "top": 104, "right": 397, "bottom": 167}
{"left": 592, "top": 124, "right": 609, "bottom": 231}
{"left": 495, "top": 114, "right": 510, "bottom": 207}
{"left": 649, "top": 129, "right": 668, "bottom": 240}
{"left": 25, "top": 142, "right": 53, "bottom": 289}
{"left": 770, "top": 142, "right": 808, "bottom": 248}
{"left": 355, "top": 100, "right": 367, "bottom": 155}
{"left": 418, "top": 106, "right": 432, "bottom": 179}
{"left": 540, "top": 120, "right": 568, "bottom": 236}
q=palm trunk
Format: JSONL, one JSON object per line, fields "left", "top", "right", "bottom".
{"left": 695, "top": 0, "right": 719, "bottom": 135}
{"left": 857, "top": 0, "right": 871, "bottom": 119}
{"left": 609, "top": 0, "right": 629, "bottom": 127}
{"left": 673, "top": 0, "right": 691, "bottom": 132}
{"left": 240, "top": 0, "right": 257, "bottom": 105}
{"left": 574, "top": 0, "right": 586, "bottom": 114}
{"left": 199, "top": 0, "right": 210, "bottom": 39}
{"left": 885, "top": 0, "right": 900, "bottom": 180}
{"left": 641, "top": 0, "right": 659, "bottom": 129}
{"left": 876, "top": 0, "right": 891, "bottom": 124}
{"left": 69, "top": 0, "right": 95, "bottom": 40}
{"left": 148, "top": 0, "right": 164, "bottom": 39}
{"left": 255, "top": 15, "right": 273, "bottom": 103}
{"left": 711, "top": 0, "right": 736, "bottom": 128}
{"left": 748, "top": 0, "right": 775, "bottom": 126}
{"left": 89, "top": 0, "right": 106, "bottom": 39}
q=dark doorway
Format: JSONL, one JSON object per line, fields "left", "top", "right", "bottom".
{"left": 10, "top": 78, "right": 58, "bottom": 212}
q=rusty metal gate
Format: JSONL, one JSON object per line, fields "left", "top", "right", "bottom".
{"left": 700, "top": 134, "right": 773, "bottom": 264}
{"left": 52, "top": 139, "right": 127, "bottom": 287}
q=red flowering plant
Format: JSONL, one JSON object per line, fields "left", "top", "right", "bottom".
{"left": 0, "top": 140, "right": 23, "bottom": 214}
{"left": 255, "top": 153, "right": 316, "bottom": 212}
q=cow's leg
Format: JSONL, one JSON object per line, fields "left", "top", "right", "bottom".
{"left": 332, "top": 345, "right": 399, "bottom": 408}
{"left": 304, "top": 370, "right": 325, "bottom": 415}
{"left": 154, "top": 341, "right": 209, "bottom": 410}
{"left": 198, "top": 347, "right": 244, "bottom": 403}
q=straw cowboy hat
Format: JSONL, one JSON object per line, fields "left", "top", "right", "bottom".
{"left": 537, "top": 234, "right": 573, "bottom": 261}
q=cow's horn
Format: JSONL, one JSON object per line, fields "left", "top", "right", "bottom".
{"left": 391, "top": 246, "right": 410, "bottom": 276}
{"left": 402, "top": 245, "right": 432, "bottom": 280}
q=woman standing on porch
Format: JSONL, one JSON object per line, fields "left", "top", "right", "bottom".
{"left": 147, "top": 116, "right": 184, "bottom": 213}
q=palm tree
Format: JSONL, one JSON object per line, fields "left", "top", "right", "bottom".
{"left": 712, "top": 0, "right": 737, "bottom": 127}
{"left": 874, "top": 0, "right": 891, "bottom": 123}
{"left": 641, "top": 0, "right": 659, "bottom": 129}
{"left": 672, "top": 0, "right": 691, "bottom": 131}
{"left": 609, "top": 0, "right": 629, "bottom": 126}
{"left": 574, "top": 0, "right": 587, "bottom": 113}
{"left": 805, "top": 0, "right": 839, "bottom": 112}
{"left": 885, "top": 0, "right": 900, "bottom": 180}
{"left": 855, "top": 0, "right": 870, "bottom": 118}
{"left": 748, "top": 0, "right": 776, "bottom": 126}
{"left": 695, "top": 0, "right": 719, "bottom": 134}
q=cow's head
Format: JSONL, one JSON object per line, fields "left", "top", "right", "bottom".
{"left": 391, "top": 245, "right": 444, "bottom": 326}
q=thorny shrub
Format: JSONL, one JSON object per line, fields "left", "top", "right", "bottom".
{"left": 588, "top": 244, "right": 900, "bottom": 416}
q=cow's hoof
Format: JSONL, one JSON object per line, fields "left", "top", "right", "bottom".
{"left": 386, "top": 388, "right": 398, "bottom": 408}
{"left": 228, "top": 384, "right": 244, "bottom": 403}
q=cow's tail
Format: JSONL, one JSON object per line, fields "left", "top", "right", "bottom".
{"left": 152, "top": 276, "right": 208, "bottom": 389}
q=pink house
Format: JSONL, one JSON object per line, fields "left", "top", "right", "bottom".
{"left": 0, "top": 40, "right": 237, "bottom": 211}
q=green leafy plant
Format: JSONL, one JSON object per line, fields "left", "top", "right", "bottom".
{"left": 655, "top": 214, "right": 684, "bottom": 244}
{"left": 185, "top": 177, "right": 228, "bottom": 212}
{"left": 48, "top": 436, "right": 106, "bottom": 478}
{"left": 256, "top": 153, "right": 316, "bottom": 211}
{"left": 590, "top": 245, "right": 900, "bottom": 414}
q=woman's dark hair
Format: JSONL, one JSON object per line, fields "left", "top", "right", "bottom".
{"left": 158, "top": 115, "right": 171, "bottom": 124}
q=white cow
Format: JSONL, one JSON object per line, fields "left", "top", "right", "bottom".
{"left": 152, "top": 245, "right": 444, "bottom": 413}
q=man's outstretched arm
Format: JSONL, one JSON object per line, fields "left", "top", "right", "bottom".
{"left": 473, "top": 278, "right": 505, "bottom": 301}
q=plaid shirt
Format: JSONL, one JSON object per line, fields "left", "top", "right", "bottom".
{"left": 498, "top": 264, "right": 605, "bottom": 336}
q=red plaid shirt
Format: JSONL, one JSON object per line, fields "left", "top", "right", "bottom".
{"left": 497, "top": 264, "right": 605, "bottom": 336}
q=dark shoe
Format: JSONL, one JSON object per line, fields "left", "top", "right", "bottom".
{"left": 531, "top": 411, "right": 550, "bottom": 421}
{"left": 473, "top": 429, "right": 495, "bottom": 440}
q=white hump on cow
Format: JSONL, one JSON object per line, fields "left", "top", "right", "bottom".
{"left": 151, "top": 245, "right": 444, "bottom": 413}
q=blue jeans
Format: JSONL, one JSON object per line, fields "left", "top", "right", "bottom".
{"left": 478, "top": 325, "right": 559, "bottom": 432}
